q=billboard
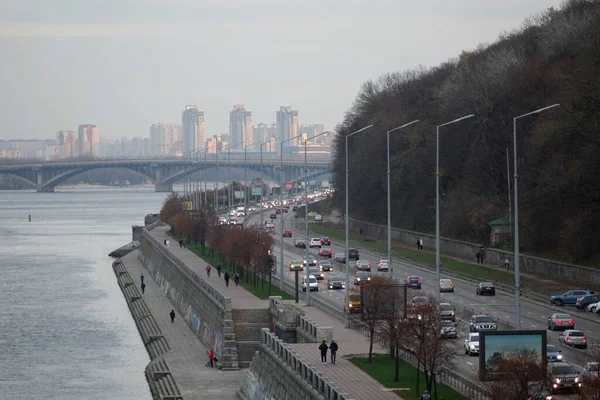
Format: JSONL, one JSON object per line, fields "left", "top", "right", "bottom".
{"left": 252, "top": 187, "right": 262, "bottom": 196}
{"left": 479, "top": 330, "right": 547, "bottom": 381}
{"left": 234, "top": 191, "right": 245, "bottom": 199}
{"left": 184, "top": 201, "right": 193, "bottom": 211}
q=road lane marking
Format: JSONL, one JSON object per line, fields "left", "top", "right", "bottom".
{"left": 492, "top": 311, "right": 497, "bottom": 314}
{"left": 505, "top": 315, "right": 510, "bottom": 319}
{"left": 466, "top": 362, "right": 473, "bottom": 366}
{"left": 527, "top": 312, "right": 532, "bottom": 315}
{"left": 531, "top": 325, "right": 537, "bottom": 328}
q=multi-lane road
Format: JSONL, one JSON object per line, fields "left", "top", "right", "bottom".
{"left": 244, "top": 204, "right": 598, "bottom": 398}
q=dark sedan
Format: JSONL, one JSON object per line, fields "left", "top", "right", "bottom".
{"left": 294, "top": 240, "right": 306, "bottom": 248}
{"left": 327, "top": 276, "right": 345, "bottom": 290}
{"left": 476, "top": 282, "right": 496, "bottom": 296}
{"left": 354, "top": 271, "right": 370, "bottom": 285}
{"left": 320, "top": 237, "right": 331, "bottom": 246}
{"left": 319, "top": 249, "right": 333, "bottom": 258}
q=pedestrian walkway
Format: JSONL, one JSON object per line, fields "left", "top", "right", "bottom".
{"left": 121, "top": 251, "right": 246, "bottom": 400}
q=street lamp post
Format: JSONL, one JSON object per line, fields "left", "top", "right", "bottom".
{"left": 513, "top": 103, "right": 559, "bottom": 329}
{"left": 279, "top": 134, "right": 303, "bottom": 290}
{"left": 226, "top": 141, "right": 244, "bottom": 211}
{"left": 259, "top": 141, "right": 269, "bottom": 228}
{"left": 244, "top": 143, "right": 256, "bottom": 211}
{"left": 345, "top": 124, "right": 374, "bottom": 314}
{"left": 304, "top": 131, "right": 329, "bottom": 305}
{"left": 435, "top": 114, "right": 474, "bottom": 303}
{"left": 386, "top": 120, "right": 420, "bottom": 279}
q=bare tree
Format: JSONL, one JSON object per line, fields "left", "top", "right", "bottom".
{"left": 579, "top": 345, "right": 600, "bottom": 400}
{"left": 360, "top": 276, "right": 397, "bottom": 362}
{"left": 190, "top": 205, "right": 217, "bottom": 254}
{"left": 159, "top": 193, "right": 182, "bottom": 225}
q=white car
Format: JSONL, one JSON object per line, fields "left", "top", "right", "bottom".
{"left": 265, "top": 222, "right": 275, "bottom": 229}
{"left": 464, "top": 332, "right": 479, "bottom": 356}
{"left": 378, "top": 259, "right": 389, "bottom": 272}
{"left": 236, "top": 212, "right": 246, "bottom": 217}
{"left": 586, "top": 301, "right": 600, "bottom": 312}
{"left": 309, "top": 238, "right": 322, "bottom": 248}
{"left": 314, "top": 214, "right": 323, "bottom": 222}
{"left": 440, "top": 279, "right": 455, "bottom": 293}
{"left": 302, "top": 275, "right": 319, "bottom": 292}
{"left": 248, "top": 207, "right": 256, "bottom": 212}
{"left": 218, "top": 217, "right": 228, "bottom": 225}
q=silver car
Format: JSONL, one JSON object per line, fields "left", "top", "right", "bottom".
{"left": 464, "top": 332, "right": 479, "bottom": 356}
{"left": 440, "top": 321, "right": 457, "bottom": 339}
{"left": 559, "top": 329, "right": 587, "bottom": 349}
{"left": 439, "top": 303, "right": 455, "bottom": 322}
{"left": 440, "top": 278, "right": 455, "bottom": 293}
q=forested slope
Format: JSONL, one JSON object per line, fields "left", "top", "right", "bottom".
{"left": 332, "top": 0, "right": 600, "bottom": 264}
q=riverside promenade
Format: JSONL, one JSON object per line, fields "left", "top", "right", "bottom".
{"left": 148, "top": 225, "right": 402, "bottom": 400}
{"left": 119, "top": 251, "right": 245, "bottom": 400}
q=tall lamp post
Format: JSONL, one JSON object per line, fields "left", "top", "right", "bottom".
{"left": 345, "top": 124, "right": 374, "bottom": 313}
{"left": 226, "top": 141, "right": 244, "bottom": 211}
{"left": 259, "top": 141, "right": 271, "bottom": 228}
{"left": 304, "top": 131, "right": 330, "bottom": 305}
{"left": 435, "top": 114, "right": 474, "bottom": 303}
{"left": 513, "top": 103, "right": 559, "bottom": 329}
{"left": 386, "top": 120, "right": 420, "bottom": 279}
{"left": 244, "top": 142, "right": 259, "bottom": 211}
{"left": 279, "top": 134, "right": 303, "bottom": 290}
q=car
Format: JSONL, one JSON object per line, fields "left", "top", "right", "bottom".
{"left": 292, "top": 205, "right": 298, "bottom": 212}
{"left": 576, "top": 293, "right": 600, "bottom": 310}
{"left": 320, "top": 237, "right": 331, "bottom": 246}
{"left": 236, "top": 212, "right": 246, "bottom": 217}
{"left": 559, "top": 329, "right": 587, "bottom": 349}
{"left": 275, "top": 209, "right": 281, "bottom": 214}
{"left": 551, "top": 289, "right": 595, "bottom": 306}
{"left": 248, "top": 206, "right": 256, "bottom": 212}
{"left": 282, "top": 230, "right": 292, "bottom": 238}
{"left": 469, "top": 314, "right": 497, "bottom": 332}
{"left": 289, "top": 260, "right": 303, "bottom": 271}
{"left": 319, "top": 248, "right": 333, "bottom": 258}
{"left": 269, "top": 214, "right": 277, "bottom": 219}
{"left": 440, "top": 279, "right": 455, "bottom": 293}
{"left": 439, "top": 303, "right": 455, "bottom": 322}
{"left": 378, "top": 260, "right": 390, "bottom": 272}
{"left": 218, "top": 216, "right": 228, "bottom": 225}
{"left": 407, "top": 276, "right": 422, "bottom": 289}
{"left": 327, "top": 276, "right": 345, "bottom": 290}
{"left": 409, "top": 296, "right": 429, "bottom": 308}
{"left": 132, "top": 240, "right": 141, "bottom": 249}
{"left": 440, "top": 321, "right": 457, "bottom": 339}
{"left": 228, "top": 217, "right": 238, "bottom": 225}
{"left": 348, "top": 248, "right": 360, "bottom": 260}
{"left": 265, "top": 222, "right": 275, "bottom": 229}
{"left": 282, "top": 208, "right": 288, "bottom": 213}
{"left": 548, "top": 313, "right": 575, "bottom": 331}
{"left": 302, "top": 275, "right": 319, "bottom": 292}
{"left": 548, "top": 362, "right": 582, "bottom": 394}
{"left": 308, "top": 266, "right": 325, "bottom": 280}
{"left": 309, "top": 238, "right": 322, "bottom": 248}
{"left": 586, "top": 300, "right": 600, "bottom": 312}
{"left": 582, "top": 361, "right": 600, "bottom": 382}
{"left": 547, "top": 344, "right": 563, "bottom": 362}
{"left": 294, "top": 240, "right": 306, "bottom": 248}
{"left": 318, "top": 260, "right": 333, "bottom": 272}
{"left": 314, "top": 214, "right": 323, "bottom": 222}
{"left": 476, "top": 282, "right": 495, "bottom": 296}
{"left": 464, "top": 332, "right": 480, "bottom": 356}
{"left": 355, "top": 260, "right": 372, "bottom": 272}
{"left": 354, "top": 271, "right": 370, "bottom": 285}
{"left": 302, "top": 255, "right": 318, "bottom": 267}
{"left": 333, "top": 253, "right": 346, "bottom": 263}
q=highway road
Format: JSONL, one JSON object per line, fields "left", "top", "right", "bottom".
{"left": 245, "top": 204, "right": 597, "bottom": 399}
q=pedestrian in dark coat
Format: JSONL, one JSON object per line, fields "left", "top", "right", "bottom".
{"left": 319, "top": 340, "right": 328, "bottom": 364}
{"left": 179, "top": 239, "right": 183, "bottom": 248}
{"left": 234, "top": 272, "right": 240, "bottom": 286}
{"left": 476, "top": 252, "right": 481, "bottom": 264}
{"left": 141, "top": 282, "right": 146, "bottom": 294}
{"left": 170, "top": 310, "right": 175, "bottom": 323}
{"left": 140, "top": 273, "right": 144, "bottom": 284}
{"left": 224, "top": 271, "right": 230, "bottom": 287}
{"left": 217, "top": 264, "right": 222, "bottom": 277}
{"left": 329, "top": 340, "right": 338, "bottom": 365}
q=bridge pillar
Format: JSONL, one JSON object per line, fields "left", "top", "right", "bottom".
{"left": 36, "top": 170, "right": 54, "bottom": 193}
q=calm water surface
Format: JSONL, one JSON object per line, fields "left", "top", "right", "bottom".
{"left": 0, "top": 188, "right": 167, "bottom": 400}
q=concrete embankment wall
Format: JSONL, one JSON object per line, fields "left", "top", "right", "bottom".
{"left": 137, "top": 227, "right": 240, "bottom": 369}
{"left": 349, "top": 218, "right": 600, "bottom": 285}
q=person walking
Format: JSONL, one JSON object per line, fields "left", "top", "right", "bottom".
{"left": 179, "top": 239, "right": 183, "bottom": 248}
{"left": 319, "top": 340, "right": 328, "bottom": 365}
{"left": 416, "top": 239, "right": 420, "bottom": 250}
{"left": 166, "top": 240, "right": 170, "bottom": 248}
{"left": 329, "top": 340, "right": 338, "bottom": 365}
{"left": 170, "top": 309, "right": 175, "bottom": 323}
{"left": 140, "top": 273, "right": 144, "bottom": 284}
{"left": 206, "top": 264, "right": 211, "bottom": 278}
{"left": 163, "top": 239, "right": 167, "bottom": 246}
{"left": 480, "top": 246, "right": 486, "bottom": 263}
{"left": 224, "top": 271, "right": 230, "bottom": 287}
{"left": 217, "top": 263, "right": 222, "bottom": 278}
{"left": 208, "top": 349, "right": 215, "bottom": 368}
{"left": 234, "top": 272, "right": 240, "bottom": 286}
{"left": 141, "top": 282, "right": 146, "bottom": 294}
{"left": 476, "top": 251, "right": 481, "bottom": 264}
{"left": 505, "top": 258, "right": 510, "bottom": 271}
{"left": 419, "top": 239, "right": 424, "bottom": 250}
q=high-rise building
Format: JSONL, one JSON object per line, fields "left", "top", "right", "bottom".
{"left": 206, "top": 134, "right": 229, "bottom": 154}
{"left": 300, "top": 124, "right": 327, "bottom": 144}
{"left": 150, "top": 123, "right": 181, "bottom": 157}
{"left": 229, "top": 105, "right": 253, "bottom": 150}
{"left": 181, "top": 105, "right": 205, "bottom": 156}
{"left": 77, "top": 125, "right": 100, "bottom": 157}
{"left": 276, "top": 106, "right": 299, "bottom": 149}
{"left": 253, "top": 123, "right": 268, "bottom": 149}
{"left": 57, "top": 130, "right": 76, "bottom": 158}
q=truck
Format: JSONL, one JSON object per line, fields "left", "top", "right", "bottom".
{"left": 345, "top": 288, "right": 361, "bottom": 314}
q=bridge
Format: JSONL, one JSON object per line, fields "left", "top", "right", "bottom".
{"left": 0, "top": 155, "right": 331, "bottom": 192}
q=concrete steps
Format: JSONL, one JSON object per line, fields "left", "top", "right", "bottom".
{"left": 145, "top": 359, "right": 183, "bottom": 400}
{"left": 147, "top": 337, "right": 170, "bottom": 359}
{"left": 232, "top": 308, "right": 271, "bottom": 366}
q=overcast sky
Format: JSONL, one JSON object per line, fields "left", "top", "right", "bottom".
{"left": 0, "top": 0, "right": 564, "bottom": 141}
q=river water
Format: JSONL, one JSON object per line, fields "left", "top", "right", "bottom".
{"left": 0, "top": 187, "right": 167, "bottom": 400}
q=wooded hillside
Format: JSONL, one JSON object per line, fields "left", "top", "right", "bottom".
{"left": 331, "top": 0, "right": 600, "bottom": 264}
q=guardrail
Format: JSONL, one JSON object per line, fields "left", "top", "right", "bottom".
{"left": 261, "top": 328, "right": 353, "bottom": 400}
{"left": 141, "top": 229, "right": 230, "bottom": 310}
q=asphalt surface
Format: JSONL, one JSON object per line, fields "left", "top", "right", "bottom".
{"left": 244, "top": 203, "right": 598, "bottom": 399}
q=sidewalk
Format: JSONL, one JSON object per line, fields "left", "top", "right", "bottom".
{"left": 121, "top": 251, "right": 245, "bottom": 400}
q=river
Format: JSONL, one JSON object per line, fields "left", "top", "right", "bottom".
{"left": 0, "top": 187, "right": 167, "bottom": 400}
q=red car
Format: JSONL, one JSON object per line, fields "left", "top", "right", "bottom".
{"left": 282, "top": 230, "right": 292, "bottom": 238}
{"left": 320, "top": 237, "right": 331, "bottom": 246}
{"left": 319, "top": 249, "right": 333, "bottom": 258}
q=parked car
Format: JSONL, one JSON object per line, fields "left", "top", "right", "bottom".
{"left": 440, "top": 321, "right": 457, "bottom": 339}
{"left": 355, "top": 260, "right": 372, "bottom": 272}
{"left": 586, "top": 300, "right": 600, "bottom": 313}
{"left": 308, "top": 266, "right": 325, "bottom": 280}
{"left": 378, "top": 259, "right": 389, "bottom": 272}
{"left": 582, "top": 361, "right": 600, "bottom": 382}
{"left": 320, "top": 237, "right": 331, "bottom": 246}
{"left": 327, "top": 276, "right": 345, "bottom": 290}
{"left": 294, "top": 240, "right": 306, "bottom": 248}
{"left": 318, "top": 260, "right": 333, "bottom": 272}
{"left": 333, "top": 253, "right": 346, "bottom": 263}
{"left": 440, "top": 279, "right": 455, "bottom": 293}
{"left": 289, "top": 260, "right": 303, "bottom": 271}
{"left": 407, "top": 276, "right": 422, "bottom": 289}
{"left": 354, "top": 271, "right": 370, "bottom": 285}
{"left": 282, "top": 230, "right": 292, "bottom": 238}
{"left": 309, "top": 238, "right": 322, "bottom": 248}
{"left": 548, "top": 362, "right": 582, "bottom": 394}
{"left": 548, "top": 313, "right": 575, "bottom": 331}
{"left": 348, "top": 248, "right": 360, "bottom": 260}
{"left": 576, "top": 293, "right": 600, "bottom": 310}
{"left": 302, "top": 275, "right": 319, "bottom": 292}
{"left": 551, "top": 289, "right": 595, "bottom": 306}
{"left": 547, "top": 344, "right": 563, "bottom": 362}
{"left": 469, "top": 315, "right": 497, "bottom": 332}
{"left": 319, "top": 248, "right": 333, "bottom": 258}
{"left": 559, "top": 329, "right": 587, "bottom": 349}
{"left": 464, "top": 332, "right": 480, "bottom": 356}
{"left": 476, "top": 282, "right": 496, "bottom": 296}
{"left": 439, "top": 302, "right": 456, "bottom": 322}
